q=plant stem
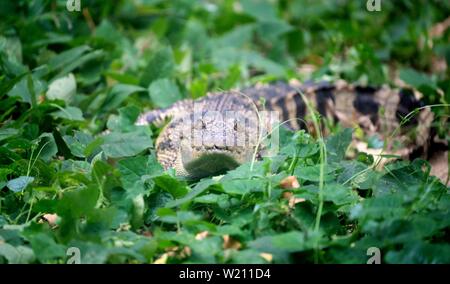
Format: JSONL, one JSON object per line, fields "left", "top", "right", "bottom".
{"left": 297, "top": 89, "right": 327, "bottom": 264}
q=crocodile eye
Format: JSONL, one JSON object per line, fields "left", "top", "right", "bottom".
{"left": 194, "top": 119, "right": 206, "bottom": 130}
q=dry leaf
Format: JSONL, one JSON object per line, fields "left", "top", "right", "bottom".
{"left": 282, "top": 191, "right": 293, "bottom": 200}
{"left": 166, "top": 246, "right": 179, "bottom": 252}
{"left": 280, "top": 176, "right": 300, "bottom": 189}
{"left": 195, "top": 231, "right": 209, "bottom": 240}
{"left": 282, "top": 190, "right": 305, "bottom": 208}
{"left": 38, "top": 95, "right": 46, "bottom": 104}
{"left": 153, "top": 253, "right": 168, "bottom": 264}
{"left": 430, "top": 16, "right": 450, "bottom": 38}
{"left": 117, "top": 223, "right": 131, "bottom": 232}
{"left": 223, "top": 235, "right": 242, "bottom": 250}
{"left": 429, "top": 150, "right": 449, "bottom": 185}
{"left": 42, "top": 214, "right": 58, "bottom": 226}
{"left": 142, "top": 230, "right": 153, "bottom": 237}
{"left": 295, "top": 64, "right": 316, "bottom": 78}
{"left": 431, "top": 55, "right": 447, "bottom": 73}
{"left": 288, "top": 197, "right": 306, "bottom": 208}
{"left": 181, "top": 246, "right": 192, "bottom": 258}
{"left": 259, "top": 253, "right": 273, "bottom": 262}
{"left": 354, "top": 141, "right": 410, "bottom": 170}
{"left": 160, "top": 246, "right": 191, "bottom": 260}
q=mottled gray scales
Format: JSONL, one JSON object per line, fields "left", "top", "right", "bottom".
{"left": 137, "top": 81, "right": 433, "bottom": 179}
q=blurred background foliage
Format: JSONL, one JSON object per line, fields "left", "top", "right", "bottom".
{"left": 1, "top": 0, "right": 449, "bottom": 134}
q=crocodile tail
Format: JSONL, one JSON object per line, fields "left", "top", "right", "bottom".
{"left": 257, "top": 80, "right": 433, "bottom": 156}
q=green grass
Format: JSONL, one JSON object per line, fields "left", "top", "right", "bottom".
{"left": 0, "top": 0, "right": 449, "bottom": 264}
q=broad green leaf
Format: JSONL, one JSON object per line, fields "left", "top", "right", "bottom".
{"left": 367, "top": 135, "right": 384, "bottom": 149}
{"left": 399, "top": 68, "right": 436, "bottom": 89}
{"left": 294, "top": 164, "right": 335, "bottom": 182}
{"left": 212, "top": 48, "right": 286, "bottom": 77}
{"left": 323, "top": 183, "right": 359, "bottom": 207}
{"left": 140, "top": 47, "right": 175, "bottom": 86}
{"left": 106, "top": 105, "right": 141, "bottom": 132}
{"left": 94, "top": 20, "right": 126, "bottom": 45}
{"left": 221, "top": 178, "right": 265, "bottom": 195}
{"left": 148, "top": 78, "right": 182, "bottom": 108}
{"left": 56, "top": 50, "right": 104, "bottom": 78}
{"left": 337, "top": 161, "right": 379, "bottom": 189}
{"left": 194, "top": 193, "right": 227, "bottom": 204}
{"left": 326, "top": 128, "right": 352, "bottom": 163}
{"left": 67, "top": 240, "right": 146, "bottom": 264}
{"left": 36, "top": 133, "right": 58, "bottom": 162}
{"left": 0, "top": 72, "right": 28, "bottom": 97}
{"left": 0, "top": 168, "right": 13, "bottom": 189}
{"left": 8, "top": 74, "right": 45, "bottom": 104}
{"left": 385, "top": 243, "right": 450, "bottom": 264}
{"left": 165, "top": 178, "right": 216, "bottom": 208}
{"left": 6, "top": 176, "right": 34, "bottom": 192}
{"left": 62, "top": 131, "right": 94, "bottom": 158}
{"left": 46, "top": 73, "right": 76, "bottom": 103}
{"left": 22, "top": 224, "right": 66, "bottom": 263}
{"left": 153, "top": 173, "right": 189, "bottom": 199}
{"left": 57, "top": 185, "right": 100, "bottom": 218}
{"left": 240, "top": 0, "right": 278, "bottom": 21}
{"left": 100, "top": 84, "right": 146, "bottom": 113}
{"left": 0, "top": 128, "right": 19, "bottom": 142}
{"left": 48, "top": 45, "right": 91, "bottom": 72}
{"left": 117, "top": 155, "right": 163, "bottom": 198}
{"left": 52, "top": 106, "right": 84, "bottom": 121}
{"left": 250, "top": 231, "right": 318, "bottom": 255}
{"left": 101, "top": 127, "right": 152, "bottom": 158}
{"left": 257, "top": 20, "right": 292, "bottom": 42}
{"left": 158, "top": 210, "right": 201, "bottom": 224}
{"left": 229, "top": 249, "right": 270, "bottom": 264}
{"left": 350, "top": 193, "right": 406, "bottom": 223}
{"left": 213, "top": 24, "right": 255, "bottom": 49}
{"left": 188, "top": 236, "right": 223, "bottom": 263}
{"left": 0, "top": 243, "right": 35, "bottom": 264}
{"left": 0, "top": 36, "right": 22, "bottom": 63}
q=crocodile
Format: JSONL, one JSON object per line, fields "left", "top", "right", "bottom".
{"left": 136, "top": 80, "right": 434, "bottom": 179}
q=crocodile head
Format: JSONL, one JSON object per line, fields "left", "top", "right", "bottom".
{"left": 156, "top": 109, "right": 264, "bottom": 179}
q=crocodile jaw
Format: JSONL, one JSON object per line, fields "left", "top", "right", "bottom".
{"left": 182, "top": 151, "right": 242, "bottom": 179}
{"left": 180, "top": 142, "right": 255, "bottom": 179}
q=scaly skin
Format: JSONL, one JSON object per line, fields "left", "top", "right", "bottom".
{"left": 136, "top": 80, "right": 433, "bottom": 179}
